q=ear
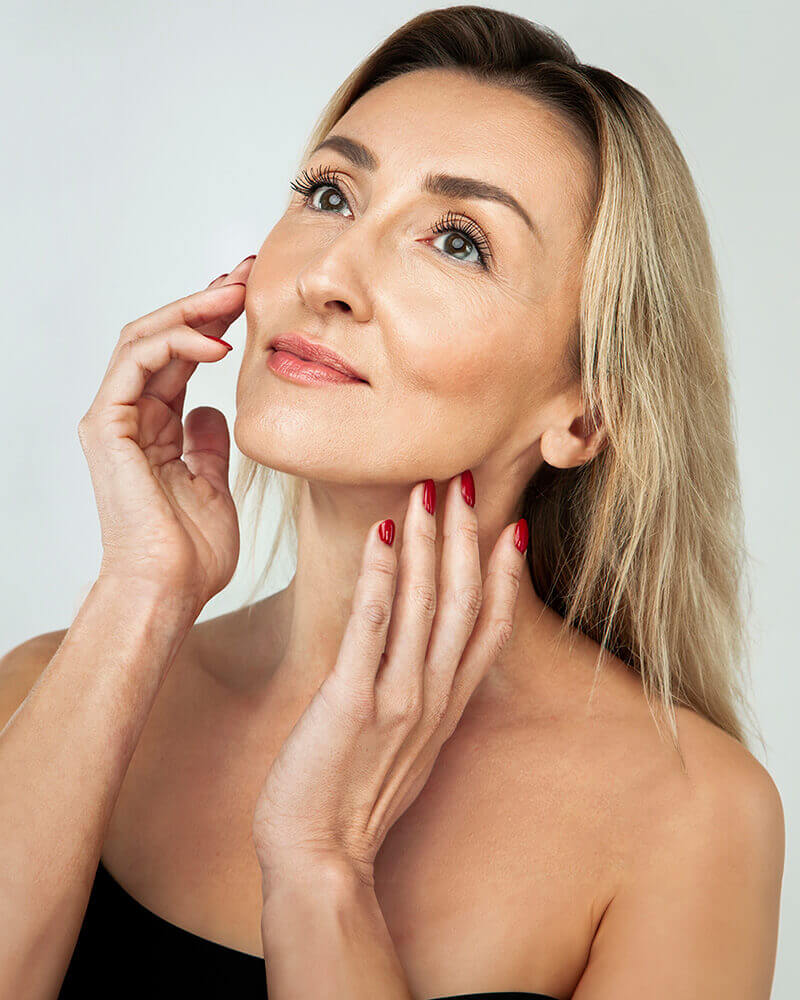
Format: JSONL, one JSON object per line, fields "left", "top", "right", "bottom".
{"left": 540, "top": 402, "right": 607, "bottom": 470}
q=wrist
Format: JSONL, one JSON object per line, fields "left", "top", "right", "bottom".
{"left": 260, "top": 856, "right": 369, "bottom": 927}
{"left": 92, "top": 573, "right": 200, "bottom": 628}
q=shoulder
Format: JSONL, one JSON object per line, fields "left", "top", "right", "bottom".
{"left": 570, "top": 697, "right": 785, "bottom": 997}
{"left": 590, "top": 669, "right": 785, "bottom": 885}
{"left": 540, "top": 643, "right": 786, "bottom": 998}
{"left": 651, "top": 707, "right": 785, "bottom": 897}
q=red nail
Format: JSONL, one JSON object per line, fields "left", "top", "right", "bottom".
{"left": 514, "top": 517, "right": 529, "bottom": 553}
{"left": 379, "top": 519, "right": 395, "bottom": 546}
{"left": 206, "top": 272, "right": 228, "bottom": 287}
{"left": 422, "top": 479, "right": 436, "bottom": 515}
{"left": 460, "top": 469, "right": 475, "bottom": 507}
{"left": 218, "top": 339, "right": 233, "bottom": 351}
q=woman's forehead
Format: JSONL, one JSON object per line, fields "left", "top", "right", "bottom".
{"left": 330, "top": 71, "right": 594, "bottom": 243}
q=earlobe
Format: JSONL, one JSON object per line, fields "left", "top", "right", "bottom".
{"left": 540, "top": 425, "right": 582, "bottom": 469}
{"left": 540, "top": 417, "right": 607, "bottom": 470}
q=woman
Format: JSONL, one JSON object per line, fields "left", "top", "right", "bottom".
{"left": 0, "top": 6, "right": 784, "bottom": 998}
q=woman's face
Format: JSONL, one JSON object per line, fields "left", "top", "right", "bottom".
{"left": 234, "top": 67, "right": 596, "bottom": 483}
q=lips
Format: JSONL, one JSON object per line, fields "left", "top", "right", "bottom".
{"left": 268, "top": 332, "right": 367, "bottom": 382}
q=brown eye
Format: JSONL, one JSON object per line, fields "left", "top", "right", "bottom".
{"left": 429, "top": 211, "right": 493, "bottom": 270}
{"left": 311, "top": 184, "right": 351, "bottom": 215}
{"left": 289, "top": 166, "right": 353, "bottom": 218}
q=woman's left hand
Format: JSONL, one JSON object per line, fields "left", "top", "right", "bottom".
{"left": 251, "top": 471, "right": 529, "bottom": 891}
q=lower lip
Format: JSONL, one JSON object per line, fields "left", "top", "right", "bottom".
{"left": 266, "top": 348, "right": 365, "bottom": 385}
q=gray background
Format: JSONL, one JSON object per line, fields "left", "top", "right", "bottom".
{"left": 1, "top": 0, "right": 797, "bottom": 993}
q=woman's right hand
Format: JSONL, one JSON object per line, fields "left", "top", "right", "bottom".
{"left": 78, "top": 254, "right": 257, "bottom": 619}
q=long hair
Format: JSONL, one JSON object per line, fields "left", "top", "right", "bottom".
{"left": 232, "top": 5, "right": 762, "bottom": 760}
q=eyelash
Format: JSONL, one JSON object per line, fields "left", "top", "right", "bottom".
{"left": 289, "top": 164, "right": 494, "bottom": 270}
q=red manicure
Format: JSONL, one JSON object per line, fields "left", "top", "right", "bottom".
{"left": 422, "top": 479, "right": 436, "bottom": 515}
{"left": 379, "top": 519, "right": 395, "bottom": 546}
{"left": 514, "top": 517, "right": 529, "bottom": 553}
{"left": 460, "top": 469, "right": 475, "bottom": 507}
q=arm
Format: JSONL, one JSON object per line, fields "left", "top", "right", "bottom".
{"left": 260, "top": 862, "right": 413, "bottom": 1000}
{"left": 571, "top": 750, "right": 785, "bottom": 999}
{"left": 0, "top": 575, "right": 196, "bottom": 1000}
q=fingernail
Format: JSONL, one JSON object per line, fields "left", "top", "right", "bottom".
{"left": 240, "top": 254, "right": 257, "bottom": 264}
{"left": 514, "top": 517, "right": 529, "bottom": 553}
{"left": 422, "top": 479, "right": 436, "bottom": 515}
{"left": 206, "top": 272, "right": 228, "bottom": 287}
{"left": 460, "top": 469, "right": 475, "bottom": 508}
{"left": 378, "top": 519, "right": 395, "bottom": 546}
{"left": 219, "top": 339, "right": 234, "bottom": 351}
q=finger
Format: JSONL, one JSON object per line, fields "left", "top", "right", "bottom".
{"left": 332, "top": 519, "right": 398, "bottom": 700}
{"left": 445, "top": 519, "right": 527, "bottom": 730}
{"left": 421, "top": 471, "right": 483, "bottom": 716}
{"left": 117, "top": 255, "right": 255, "bottom": 347}
{"left": 88, "top": 325, "right": 232, "bottom": 416}
{"left": 374, "top": 479, "right": 438, "bottom": 708}
{"left": 142, "top": 261, "right": 254, "bottom": 418}
{"left": 205, "top": 271, "right": 229, "bottom": 288}
{"left": 181, "top": 406, "right": 232, "bottom": 495}
{"left": 104, "top": 255, "right": 254, "bottom": 419}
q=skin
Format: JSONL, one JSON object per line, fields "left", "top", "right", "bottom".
{"left": 10, "top": 67, "right": 783, "bottom": 998}
{"left": 233, "top": 67, "right": 603, "bottom": 700}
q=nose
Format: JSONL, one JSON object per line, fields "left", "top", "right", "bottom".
{"left": 295, "top": 228, "right": 373, "bottom": 322}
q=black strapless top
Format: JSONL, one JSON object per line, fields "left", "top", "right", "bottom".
{"left": 58, "top": 860, "right": 560, "bottom": 999}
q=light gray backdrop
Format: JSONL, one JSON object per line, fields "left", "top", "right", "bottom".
{"left": 1, "top": 0, "right": 797, "bottom": 994}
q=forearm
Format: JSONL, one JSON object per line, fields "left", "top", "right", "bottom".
{"left": 0, "top": 574, "right": 196, "bottom": 999}
{"left": 261, "top": 864, "right": 413, "bottom": 1000}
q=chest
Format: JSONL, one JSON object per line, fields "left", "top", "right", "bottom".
{"left": 101, "top": 674, "right": 618, "bottom": 999}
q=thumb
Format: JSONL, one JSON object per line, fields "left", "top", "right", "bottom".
{"left": 182, "top": 406, "right": 231, "bottom": 495}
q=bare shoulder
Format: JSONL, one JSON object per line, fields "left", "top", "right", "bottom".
{"left": 644, "top": 703, "right": 786, "bottom": 912}
{"left": 582, "top": 658, "right": 785, "bottom": 868}
{"left": 560, "top": 666, "right": 785, "bottom": 996}
{"left": 672, "top": 706, "right": 784, "bottom": 836}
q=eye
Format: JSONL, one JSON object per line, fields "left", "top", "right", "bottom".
{"left": 288, "top": 166, "right": 495, "bottom": 271}
{"left": 289, "top": 165, "right": 353, "bottom": 217}
{"left": 429, "top": 210, "right": 493, "bottom": 270}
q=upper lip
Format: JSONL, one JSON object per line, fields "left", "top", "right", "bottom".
{"left": 268, "top": 333, "right": 367, "bottom": 382}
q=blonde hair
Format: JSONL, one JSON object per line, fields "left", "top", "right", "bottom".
{"left": 232, "top": 5, "right": 762, "bottom": 760}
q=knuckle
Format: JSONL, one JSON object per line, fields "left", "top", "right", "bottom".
{"left": 361, "top": 598, "right": 392, "bottom": 631}
{"left": 456, "top": 519, "right": 480, "bottom": 544}
{"left": 77, "top": 412, "right": 95, "bottom": 442}
{"left": 416, "top": 520, "right": 437, "bottom": 545}
{"left": 490, "top": 617, "right": 515, "bottom": 654}
{"left": 453, "top": 582, "right": 483, "bottom": 619}
{"left": 410, "top": 582, "right": 437, "bottom": 619}
{"left": 492, "top": 562, "right": 522, "bottom": 588}
{"left": 349, "top": 685, "right": 377, "bottom": 724}
{"left": 367, "top": 556, "right": 396, "bottom": 579}
{"left": 426, "top": 695, "right": 450, "bottom": 730}
{"left": 389, "top": 686, "right": 423, "bottom": 725}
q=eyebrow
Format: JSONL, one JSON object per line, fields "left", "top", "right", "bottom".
{"left": 309, "top": 134, "right": 543, "bottom": 246}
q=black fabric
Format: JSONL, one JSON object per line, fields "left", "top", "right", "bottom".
{"left": 58, "top": 860, "right": 560, "bottom": 999}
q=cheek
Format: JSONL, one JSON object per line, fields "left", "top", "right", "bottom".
{"left": 381, "top": 267, "right": 531, "bottom": 404}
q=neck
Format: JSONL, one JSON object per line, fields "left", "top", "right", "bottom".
{"left": 259, "top": 471, "right": 563, "bottom": 710}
